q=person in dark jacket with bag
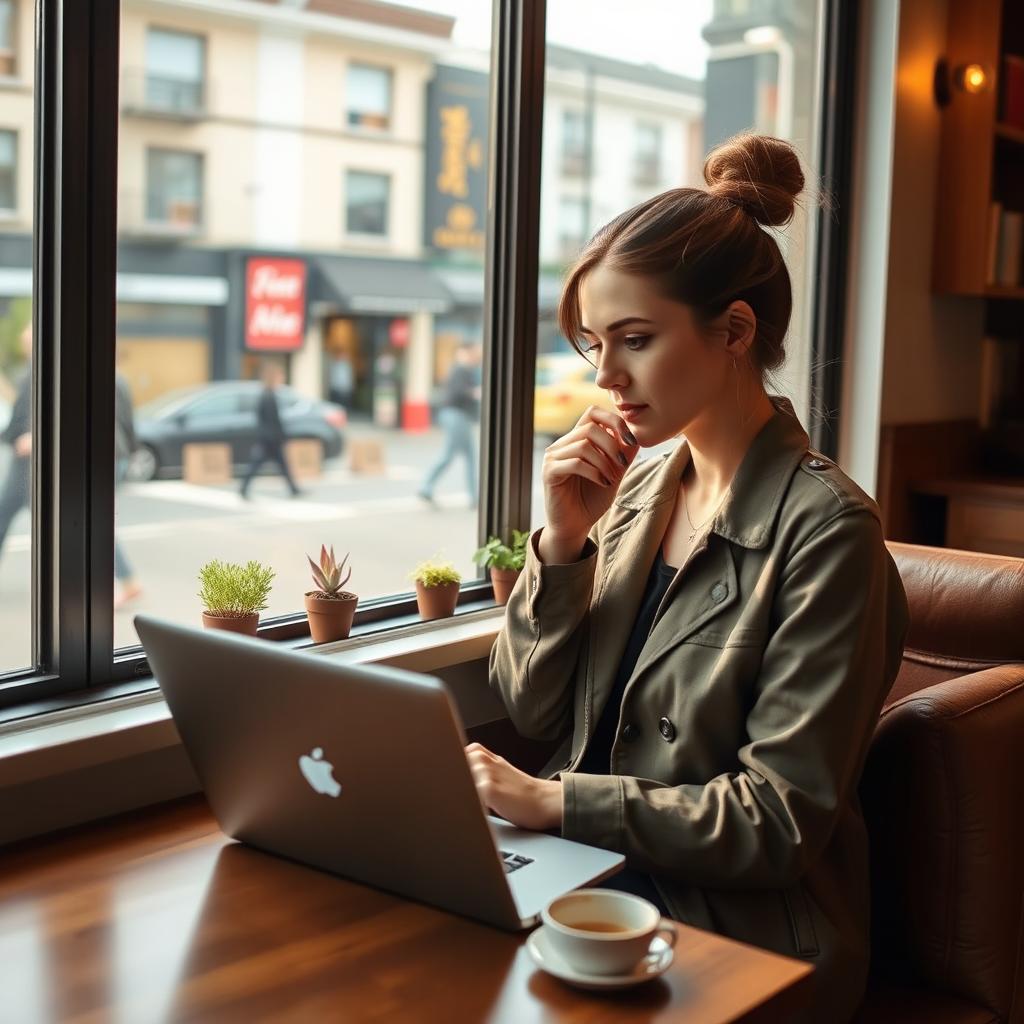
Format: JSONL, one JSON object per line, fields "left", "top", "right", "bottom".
{"left": 239, "top": 362, "right": 302, "bottom": 499}
{"left": 0, "top": 323, "right": 33, "bottom": 564}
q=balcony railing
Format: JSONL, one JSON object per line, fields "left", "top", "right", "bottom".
{"left": 118, "top": 190, "right": 204, "bottom": 240}
{"left": 121, "top": 69, "right": 208, "bottom": 121}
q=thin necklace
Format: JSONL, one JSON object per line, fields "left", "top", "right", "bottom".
{"left": 681, "top": 467, "right": 727, "bottom": 542}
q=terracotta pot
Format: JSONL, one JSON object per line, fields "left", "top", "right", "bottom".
{"left": 490, "top": 567, "right": 523, "bottom": 606}
{"left": 414, "top": 579, "right": 460, "bottom": 620}
{"left": 202, "top": 611, "right": 259, "bottom": 637}
{"left": 304, "top": 591, "right": 359, "bottom": 644}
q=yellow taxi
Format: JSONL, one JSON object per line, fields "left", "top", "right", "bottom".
{"left": 533, "top": 352, "right": 614, "bottom": 441}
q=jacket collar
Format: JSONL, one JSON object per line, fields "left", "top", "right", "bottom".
{"left": 614, "top": 394, "right": 810, "bottom": 550}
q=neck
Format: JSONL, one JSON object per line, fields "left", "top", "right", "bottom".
{"left": 681, "top": 388, "right": 777, "bottom": 499}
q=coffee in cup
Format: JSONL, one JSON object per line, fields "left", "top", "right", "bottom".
{"left": 541, "top": 889, "right": 677, "bottom": 975}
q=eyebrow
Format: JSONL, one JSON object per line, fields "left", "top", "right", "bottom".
{"left": 578, "top": 317, "right": 655, "bottom": 336}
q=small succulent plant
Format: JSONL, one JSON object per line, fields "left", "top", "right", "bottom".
{"left": 407, "top": 558, "right": 462, "bottom": 588}
{"left": 198, "top": 559, "right": 275, "bottom": 617}
{"left": 307, "top": 545, "right": 353, "bottom": 599}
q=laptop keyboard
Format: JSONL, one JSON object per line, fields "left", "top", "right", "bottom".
{"left": 499, "top": 849, "right": 534, "bottom": 874}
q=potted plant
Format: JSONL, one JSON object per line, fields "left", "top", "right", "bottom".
{"left": 198, "top": 558, "right": 275, "bottom": 637}
{"left": 305, "top": 545, "right": 359, "bottom": 644}
{"left": 407, "top": 558, "right": 462, "bottom": 620}
{"left": 472, "top": 529, "right": 530, "bottom": 606}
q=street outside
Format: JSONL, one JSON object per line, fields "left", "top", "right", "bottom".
{"left": 0, "top": 423, "right": 548, "bottom": 673}
{"left": 0, "top": 422, "right": 677, "bottom": 675}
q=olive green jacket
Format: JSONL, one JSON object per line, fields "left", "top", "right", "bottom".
{"left": 489, "top": 395, "right": 910, "bottom": 1023}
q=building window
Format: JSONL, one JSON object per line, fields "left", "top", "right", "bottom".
{"left": 634, "top": 121, "right": 662, "bottom": 186}
{"left": 346, "top": 63, "right": 392, "bottom": 130}
{"left": 145, "top": 149, "right": 203, "bottom": 228}
{"left": 345, "top": 170, "right": 390, "bottom": 236}
{"left": 145, "top": 27, "right": 205, "bottom": 113}
{"left": 0, "top": 0, "right": 15, "bottom": 76}
{"left": 0, "top": 129, "right": 15, "bottom": 210}
{"left": 557, "top": 196, "right": 587, "bottom": 262}
{"left": 561, "top": 109, "right": 588, "bottom": 176}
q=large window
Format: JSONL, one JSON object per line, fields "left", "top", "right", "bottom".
{"left": 110, "top": 2, "right": 493, "bottom": 656}
{"left": 345, "top": 170, "right": 390, "bottom": 237}
{"left": 0, "top": 1, "right": 31, "bottom": 678}
{"left": 531, "top": 2, "right": 827, "bottom": 529}
{"left": 346, "top": 63, "right": 392, "bottom": 130}
{"left": 0, "top": 0, "right": 848, "bottom": 709}
{"left": 145, "top": 27, "right": 205, "bottom": 114}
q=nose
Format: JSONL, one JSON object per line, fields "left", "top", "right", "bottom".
{"left": 593, "top": 351, "right": 628, "bottom": 392}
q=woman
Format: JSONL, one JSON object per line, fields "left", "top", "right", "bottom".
{"left": 471, "top": 133, "right": 910, "bottom": 1022}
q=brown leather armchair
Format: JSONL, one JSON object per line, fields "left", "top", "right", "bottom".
{"left": 855, "top": 542, "right": 1024, "bottom": 1023}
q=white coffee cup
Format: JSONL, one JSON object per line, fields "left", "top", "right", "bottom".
{"left": 541, "top": 889, "right": 677, "bottom": 976}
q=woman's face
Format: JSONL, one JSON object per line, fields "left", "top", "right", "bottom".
{"left": 577, "top": 263, "right": 732, "bottom": 446}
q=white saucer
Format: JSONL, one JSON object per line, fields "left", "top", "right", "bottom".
{"left": 526, "top": 924, "right": 674, "bottom": 990}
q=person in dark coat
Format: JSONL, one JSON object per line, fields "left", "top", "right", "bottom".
{"left": 0, "top": 323, "right": 33, "bottom": 562}
{"left": 417, "top": 341, "right": 482, "bottom": 508}
{"left": 113, "top": 363, "right": 142, "bottom": 608}
{"left": 239, "top": 362, "right": 302, "bottom": 499}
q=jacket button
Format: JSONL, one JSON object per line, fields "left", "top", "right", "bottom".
{"left": 621, "top": 723, "right": 640, "bottom": 743}
{"left": 711, "top": 581, "right": 727, "bottom": 603}
{"left": 806, "top": 457, "right": 828, "bottom": 470}
{"left": 658, "top": 717, "right": 676, "bottom": 741}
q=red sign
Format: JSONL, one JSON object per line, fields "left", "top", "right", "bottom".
{"left": 389, "top": 318, "right": 410, "bottom": 348}
{"left": 245, "top": 258, "right": 307, "bottom": 351}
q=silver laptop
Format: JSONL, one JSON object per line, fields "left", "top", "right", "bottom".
{"left": 135, "top": 614, "right": 623, "bottom": 930}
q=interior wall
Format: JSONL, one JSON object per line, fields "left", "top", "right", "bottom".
{"left": 879, "top": 0, "right": 985, "bottom": 425}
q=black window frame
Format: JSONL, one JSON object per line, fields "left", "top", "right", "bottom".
{"left": 0, "top": 0, "right": 857, "bottom": 720}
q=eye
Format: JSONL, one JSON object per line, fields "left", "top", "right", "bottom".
{"left": 623, "top": 334, "right": 651, "bottom": 349}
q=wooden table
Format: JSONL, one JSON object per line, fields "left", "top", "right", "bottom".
{"left": 0, "top": 797, "right": 813, "bottom": 1023}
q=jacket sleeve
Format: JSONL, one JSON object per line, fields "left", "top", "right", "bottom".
{"left": 488, "top": 522, "right": 602, "bottom": 742}
{"left": 560, "top": 507, "right": 911, "bottom": 889}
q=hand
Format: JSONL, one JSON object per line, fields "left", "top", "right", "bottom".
{"left": 13, "top": 432, "right": 31, "bottom": 458}
{"left": 541, "top": 405, "right": 641, "bottom": 543}
{"left": 465, "top": 742, "right": 563, "bottom": 831}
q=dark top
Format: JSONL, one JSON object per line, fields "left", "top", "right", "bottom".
{"left": 578, "top": 545, "right": 678, "bottom": 775}
{"left": 440, "top": 363, "right": 479, "bottom": 417}
{"left": 256, "top": 386, "right": 285, "bottom": 442}
{"left": 580, "top": 543, "right": 678, "bottom": 916}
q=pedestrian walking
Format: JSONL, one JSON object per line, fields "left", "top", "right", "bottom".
{"left": 0, "top": 323, "right": 33, "bottom": 563}
{"left": 418, "top": 341, "right": 482, "bottom": 508}
{"left": 328, "top": 350, "right": 355, "bottom": 410}
{"left": 239, "top": 363, "right": 303, "bottom": 499}
{"left": 113, "top": 364, "right": 143, "bottom": 609}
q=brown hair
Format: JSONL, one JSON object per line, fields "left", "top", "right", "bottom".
{"left": 557, "top": 133, "right": 806, "bottom": 379}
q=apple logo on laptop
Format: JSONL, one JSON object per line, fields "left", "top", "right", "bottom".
{"left": 298, "top": 747, "right": 342, "bottom": 798}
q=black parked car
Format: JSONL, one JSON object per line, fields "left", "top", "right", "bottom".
{"left": 129, "top": 381, "right": 347, "bottom": 481}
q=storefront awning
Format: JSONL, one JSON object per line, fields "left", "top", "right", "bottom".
{"left": 314, "top": 256, "right": 452, "bottom": 315}
{"left": 435, "top": 267, "right": 565, "bottom": 311}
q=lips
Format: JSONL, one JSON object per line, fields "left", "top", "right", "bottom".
{"left": 616, "top": 403, "right": 646, "bottom": 412}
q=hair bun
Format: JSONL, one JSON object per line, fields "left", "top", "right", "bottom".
{"left": 703, "top": 133, "right": 804, "bottom": 227}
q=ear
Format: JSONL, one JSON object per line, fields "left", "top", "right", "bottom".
{"left": 720, "top": 300, "right": 757, "bottom": 358}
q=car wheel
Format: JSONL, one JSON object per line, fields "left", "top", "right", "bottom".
{"left": 129, "top": 444, "right": 159, "bottom": 482}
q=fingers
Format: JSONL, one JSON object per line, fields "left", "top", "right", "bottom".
{"left": 578, "top": 405, "right": 639, "bottom": 448}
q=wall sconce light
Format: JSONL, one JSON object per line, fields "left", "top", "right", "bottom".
{"left": 934, "top": 58, "right": 991, "bottom": 107}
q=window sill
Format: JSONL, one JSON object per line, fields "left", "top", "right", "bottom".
{"left": 0, "top": 606, "right": 506, "bottom": 789}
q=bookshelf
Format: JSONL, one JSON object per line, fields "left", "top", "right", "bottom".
{"left": 932, "top": 0, "right": 1024, "bottom": 296}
